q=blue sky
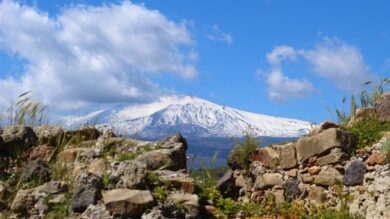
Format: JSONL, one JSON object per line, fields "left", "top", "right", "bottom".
{"left": 0, "top": 0, "right": 389, "bottom": 123}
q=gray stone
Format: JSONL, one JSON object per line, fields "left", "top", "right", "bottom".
{"left": 308, "top": 121, "right": 339, "bottom": 136}
{"left": 316, "top": 151, "right": 344, "bottom": 166}
{"left": 71, "top": 173, "right": 103, "bottom": 213}
{"left": 254, "top": 173, "right": 283, "bottom": 189}
{"left": 283, "top": 178, "right": 301, "bottom": 201}
{"left": 33, "top": 125, "right": 64, "bottom": 146}
{"left": 11, "top": 188, "right": 36, "bottom": 213}
{"left": 103, "top": 189, "right": 154, "bottom": 218}
{"left": 155, "top": 170, "right": 195, "bottom": 193}
{"left": 344, "top": 160, "right": 366, "bottom": 186}
{"left": 314, "top": 168, "right": 343, "bottom": 186}
{"left": 110, "top": 160, "right": 147, "bottom": 189}
{"left": 22, "top": 159, "right": 51, "bottom": 183}
{"left": 167, "top": 192, "right": 199, "bottom": 217}
{"left": 87, "top": 158, "right": 110, "bottom": 178}
{"left": 216, "top": 169, "right": 240, "bottom": 199}
{"left": 158, "top": 133, "right": 188, "bottom": 150}
{"left": 278, "top": 143, "right": 297, "bottom": 169}
{"left": 296, "top": 128, "right": 356, "bottom": 163}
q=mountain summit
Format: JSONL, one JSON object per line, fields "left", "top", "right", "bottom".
{"left": 63, "top": 95, "right": 312, "bottom": 138}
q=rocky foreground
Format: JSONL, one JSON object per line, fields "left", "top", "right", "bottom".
{"left": 0, "top": 92, "right": 389, "bottom": 219}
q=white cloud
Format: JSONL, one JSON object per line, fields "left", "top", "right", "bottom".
{"left": 262, "top": 38, "right": 376, "bottom": 102}
{"left": 0, "top": 0, "right": 196, "bottom": 111}
{"left": 207, "top": 25, "right": 233, "bottom": 45}
{"left": 301, "top": 38, "right": 373, "bottom": 92}
{"left": 264, "top": 46, "right": 315, "bottom": 102}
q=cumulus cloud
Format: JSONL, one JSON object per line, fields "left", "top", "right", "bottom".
{"left": 262, "top": 38, "right": 376, "bottom": 102}
{"left": 0, "top": 0, "right": 196, "bottom": 111}
{"left": 206, "top": 25, "right": 233, "bottom": 45}
{"left": 264, "top": 46, "right": 315, "bottom": 102}
{"left": 301, "top": 38, "right": 373, "bottom": 92}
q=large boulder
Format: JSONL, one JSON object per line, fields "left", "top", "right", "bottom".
{"left": 157, "top": 133, "right": 188, "bottom": 150}
{"left": 103, "top": 189, "right": 154, "bottom": 218}
{"left": 316, "top": 150, "right": 344, "bottom": 166}
{"left": 283, "top": 178, "right": 301, "bottom": 201}
{"left": 1, "top": 126, "right": 37, "bottom": 156}
{"left": 296, "top": 128, "right": 356, "bottom": 163}
{"left": 308, "top": 186, "right": 327, "bottom": 204}
{"left": 344, "top": 160, "right": 366, "bottom": 186}
{"left": 375, "top": 91, "right": 390, "bottom": 122}
{"left": 71, "top": 173, "right": 103, "bottom": 213}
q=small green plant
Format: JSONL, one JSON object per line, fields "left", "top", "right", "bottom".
{"left": 146, "top": 171, "right": 160, "bottom": 187}
{"left": 116, "top": 152, "right": 138, "bottom": 161}
{"left": 102, "top": 172, "right": 110, "bottom": 187}
{"left": 44, "top": 193, "right": 71, "bottom": 219}
{"left": 231, "top": 129, "right": 259, "bottom": 170}
{"left": 51, "top": 161, "right": 68, "bottom": 181}
{"left": 153, "top": 186, "right": 168, "bottom": 201}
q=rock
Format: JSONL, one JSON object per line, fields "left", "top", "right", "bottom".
{"left": 71, "top": 173, "right": 103, "bottom": 213}
{"left": 155, "top": 170, "right": 195, "bottom": 193}
{"left": 265, "top": 190, "right": 285, "bottom": 206}
{"left": 216, "top": 169, "right": 240, "bottom": 199}
{"left": 314, "top": 168, "right": 343, "bottom": 186}
{"left": 296, "top": 128, "right": 356, "bottom": 163}
{"left": 308, "top": 166, "right": 321, "bottom": 175}
{"left": 1, "top": 126, "right": 37, "bottom": 156}
{"left": 64, "top": 128, "right": 101, "bottom": 142}
{"left": 87, "top": 158, "right": 109, "bottom": 177}
{"left": 167, "top": 192, "right": 199, "bottom": 217}
{"left": 103, "top": 189, "right": 154, "bottom": 218}
{"left": 33, "top": 126, "right": 64, "bottom": 146}
{"left": 249, "top": 147, "right": 280, "bottom": 168}
{"left": 22, "top": 159, "right": 51, "bottom": 183}
{"left": 10, "top": 188, "right": 36, "bottom": 213}
{"left": 308, "top": 186, "right": 327, "bottom": 204}
{"left": 28, "top": 145, "right": 53, "bottom": 162}
{"left": 254, "top": 173, "right": 283, "bottom": 189}
{"left": 287, "top": 169, "right": 298, "bottom": 177}
{"left": 301, "top": 173, "right": 313, "bottom": 184}
{"left": 57, "top": 147, "right": 93, "bottom": 162}
{"left": 344, "top": 160, "right": 366, "bottom": 186}
{"left": 158, "top": 133, "right": 188, "bottom": 150}
{"left": 203, "top": 205, "right": 224, "bottom": 219}
{"left": 233, "top": 171, "right": 253, "bottom": 192}
{"left": 136, "top": 149, "right": 186, "bottom": 171}
{"left": 316, "top": 151, "right": 344, "bottom": 166}
{"left": 110, "top": 160, "right": 147, "bottom": 189}
{"left": 367, "top": 153, "right": 386, "bottom": 165}
{"left": 278, "top": 143, "right": 297, "bottom": 169}
{"left": 77, "top": 203, "right": 112, "bottom": 219}
{"left": 308, "top": 121, "right": 339, "bottom": 136}
{"left": 375, "top": 91, "right": 390, "bottom": 122}
{"left": 283, "top": 178, "right": 301, "bottom": 201}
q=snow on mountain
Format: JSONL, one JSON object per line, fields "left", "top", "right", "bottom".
{"left": 62, "top": 95, "right": 312, "bottom": 138}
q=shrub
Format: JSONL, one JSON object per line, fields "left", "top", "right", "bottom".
{"left": 153, "top": 186, "right": 168, "bottom": 201}
{"left": 382, "top": 138, "right": 390, "bottom": 163}
{"left": 345, "top": 111, "right": 390, "bottom": 148}
{"left": 230, "top": 130, "right": 259, "bottom": 170}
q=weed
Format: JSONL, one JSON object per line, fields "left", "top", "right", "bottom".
{"left": 382, "top": 138, "right": 390, "bottom": 163}
{"left": 153, "top": 186, "right": 168, "bottom": 201}
{"left": 116, "top": 152, "right": 137, "bottom": 161}
{"left": 102, "top": 172, "right": 110, "bottom": 187}
{"left": 44, "top": 193, "right": 71, "bottom": 219}
{"left": 230, "top": 130, "right": 259, "bottom": 170}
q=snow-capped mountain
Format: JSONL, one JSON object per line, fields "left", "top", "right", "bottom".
{"left": 63, "top": 95, "right": 312, "bottom": 138}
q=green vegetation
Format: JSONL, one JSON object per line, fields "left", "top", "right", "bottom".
{"left": 153, "top": 186, "right": 168, "bottom": 201}
{"left": 230, "top": 130, "right": 259, "bottom": 170}
{"left": 345, "top": 111, "right": 390, "bottom": 148}
{"left": 102, "top": 172, "right": 110, "bottom": 187}
{"left": 7, "top": 91, "right": 49, "bottom": 126}
{"left": 116, "top": 152, "right": 138, "bottom": 161}
{"left": 44, "top": 193, "right": 71, "bottom": 219}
